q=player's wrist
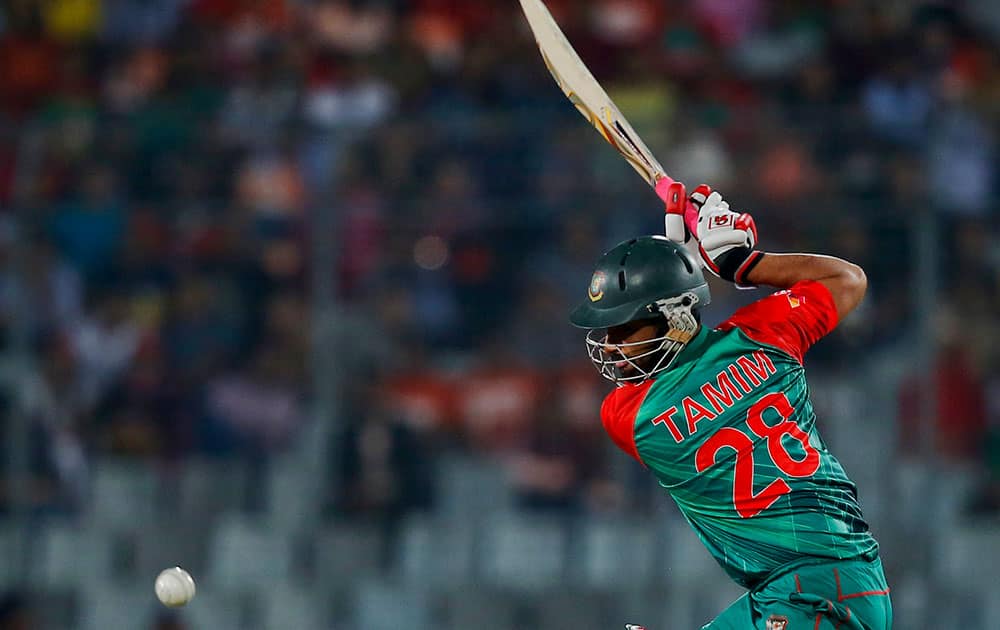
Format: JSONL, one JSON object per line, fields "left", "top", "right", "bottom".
{"left": 716, "top": 248, "right": 764, "bottom": 287}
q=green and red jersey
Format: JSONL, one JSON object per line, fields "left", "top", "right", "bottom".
{"left": 601, "top": 280, "right": 878, "bottom": 589}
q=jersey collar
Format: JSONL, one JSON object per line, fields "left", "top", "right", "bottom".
{"left": 667, "top": 324, "right": 710, "bottom": 370}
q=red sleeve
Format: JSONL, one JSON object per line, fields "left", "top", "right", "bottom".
{"left": 600, "top": 382, "right": 653, "bottom": 465}
{"left": 716, "top": 280, "right": 839, "bottom": 364}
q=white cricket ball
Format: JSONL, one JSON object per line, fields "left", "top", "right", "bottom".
{"left": 155, "top": 566, "right": 196, "bottom": 607}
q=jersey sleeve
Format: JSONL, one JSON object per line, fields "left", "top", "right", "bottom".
{"left": 716, "top": 280, "right": 839, "bottom": 363}
{"left": 600, "top": 383, "right": 652, "bottom": 465}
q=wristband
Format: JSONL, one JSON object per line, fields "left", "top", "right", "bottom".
{"left": 716, "top": 248, "right": 765, "bottom": 286}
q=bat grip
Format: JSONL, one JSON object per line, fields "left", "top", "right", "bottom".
{"left": 655, "top": 176, "right": 699, "bottom": 236}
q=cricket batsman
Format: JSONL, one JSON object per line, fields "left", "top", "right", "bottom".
{"left": 570, "top": 184, "right": 892, "bottom": 629}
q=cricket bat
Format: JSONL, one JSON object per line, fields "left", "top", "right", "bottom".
{"left": 518, "top": 0, "right": 697, "bottom": 227}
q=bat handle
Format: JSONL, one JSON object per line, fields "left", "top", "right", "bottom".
{"left": 653, "top": 175, "right": 676, "bottom": 201}
{"left": 655, "top": 176, "right": 700, "bottom": 236}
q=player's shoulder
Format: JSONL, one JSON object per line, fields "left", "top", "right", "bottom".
{"left": 715, "top": 280, "right": 838, "bottom": 363}
{"left": 719, "top": 280, "right": 834, "bottom": 332}
{"left": 601, "top": 380, "right": 656, "bottom": 425}
{"left": 600, "top": 381, "right": 656, "bottom": 464}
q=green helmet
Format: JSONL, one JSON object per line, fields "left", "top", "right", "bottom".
{"left": 570, "top": 235, "right": 710, "bottom": 330}
{"left": 570, "top": 236, "right": 711, "bottom": 385}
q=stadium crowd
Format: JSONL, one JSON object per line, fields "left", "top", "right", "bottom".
{"left": 0, "top": 0, "right": 997, "bottom": 564}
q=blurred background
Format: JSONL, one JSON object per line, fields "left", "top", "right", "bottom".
{"left": 0, "top": 0, "right": 997, "bottom": 628}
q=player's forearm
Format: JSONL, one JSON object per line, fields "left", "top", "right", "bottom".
{"left": 745, "top": 253, "right": 867, "bottom": 319}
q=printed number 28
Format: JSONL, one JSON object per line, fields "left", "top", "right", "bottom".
{"left": 695, "top": 392, "right": 820, "bottom": 518}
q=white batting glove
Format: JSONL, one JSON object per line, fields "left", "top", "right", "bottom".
{"left": 662, "top": 181, "right": 703, "bottom": 266}
{"left": 690, "top": 184, "right": 764, "bottom": 287}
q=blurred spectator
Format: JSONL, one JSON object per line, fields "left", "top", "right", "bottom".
{"left": 301, "top": 54, "right": 396, "bottom": 131}
{"left": 0, "top": 236, "right": 82, "bottom": 347}
{"left": 861, "top": 53, "right": 932, "bottom": 147}
{"left": 93, "top": 341, "right": 185, "bottom": 458}
{"left": 71, "top": 289, "right": 141, "bottom": 405}
{"left": 102, "top": 47, "right": 171, "bottom": 115}
{"left": 968, "top": 360, "right": 1000, "bottom": 516}
{"left": 732, "top": 0, "right": 824, "bottom": 78}
{"left": 0, "top": 6, "right": 59, "bottom": 118}
{"left": 218, "top": 44, "right": 300, "bottom": 148}
{"left": 898, "top": 310, "right": 987, "bottom": 462}
{"left": 203, "top": 342, "right": 305, "bottom": 453}
{"left": 162, "top": 273, "right": 244, "bottom": 380}
{"left": 10, "top": 336, "right": 89, "bottom": 514}
{"left": 381, "top": 370, "right": 454, "bottom": 432}
{"left": 453, "top": 340, "right": 544, "bottom": 453}
{"left": 926, "top": 74, "right": 995, "bottom": 216}
{"left": 40, "top": 0, "right": 101, "bottom": 43}
{"left": 664, "top": 119, "right": 734, "bottom": 194}
{"left": 333, "top": 389, "right": 433, "bottom": 564}
{"left": 48, "top": 165, "right": 126, "bottom": 282}
{"left": 694, "top": 0, "right": 762, "bottom": 47}
{"left": 536, "top": 215, "right": 605, "bottom": 308}
{"left": 101, "top": 0, "right": 187, "bottom": 44}
{"left": 335, "top": 168, "right": 387, "bottom": 298}
{"left": 335, "top": 404, "right": 433, "bottom": 517}
{"left": 235, "top": 147, "right": 306, "bottom": 218}
{"left": 506, "top": 381, "right": 613, "bottom": 514}
{"left": 308, "top": 1, "right": 395, "bottom": 55}
{"left": 502, "top": 278, "right": 580, "bottom": 365}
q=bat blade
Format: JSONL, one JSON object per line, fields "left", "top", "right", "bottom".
{"left": 519, "top": 0, "right": 672, "bottom": 193}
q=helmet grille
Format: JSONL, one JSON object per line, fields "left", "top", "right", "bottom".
{"left": 584, "top": 291, "right": 701, "bottom": 385}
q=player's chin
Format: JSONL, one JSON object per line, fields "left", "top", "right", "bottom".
{"left": 614, "top": 365, "right": 636, "bottom": 380}
{"left": 615, "top": 351, "right": 665, "bottom": 380}
{"left": 614, "top": 357, "right": 647, "bottom": 379}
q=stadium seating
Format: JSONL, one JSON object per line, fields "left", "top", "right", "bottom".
{"left": 86, "top": 460, "right": 159, "bottom": 529}
{"left": 206, "top": 517, "right": 294, "bottom": 591}
{"left": 396, "top": 513, "right": 476, "bottom": 588}
{"left": 480, "top": 512, "right": 568, "bottom": 590}
{"left": 570, "top": 517, "right": 658, "bottom": 589}
{"left": 30, "top": 524, "right": 115, "bottom": 590}
{"left": 354, "top": 578, "right": 431, "bottom": 630}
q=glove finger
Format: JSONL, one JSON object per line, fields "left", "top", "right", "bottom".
{"left": 734, "top": 213, "right": 757, "bottom": 246}
{"left": 689, "top": 184, "right": 712, "bottom": 207}
{"left": 700, "top": 230, "right": 751, "bottom": 251}
{"left": 664, "top": 182, "right": 686, "bottom": 215}
{"left": 663, "top": 182, "right": 688, "bottom": 242}
{"left": 684, "top": 199, "right": 701, "bottom": 236}
{"left": 704, "top": 191, "right": 724, "bottom": 209}
{"left": 665, "top": 213, "right": 687, "bottom": 242}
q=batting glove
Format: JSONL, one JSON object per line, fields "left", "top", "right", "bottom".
{"left": 689, "top": 184, "right": 763, "bottom": 287}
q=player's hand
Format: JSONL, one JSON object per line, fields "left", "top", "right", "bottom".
{"left": 689, "top": 184, "right": 763, "bottom": 287}
{"left": 663, "top": 182, "right": 702, "bottom": 266}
